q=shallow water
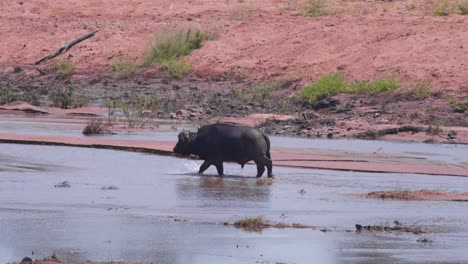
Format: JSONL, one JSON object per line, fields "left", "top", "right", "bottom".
{"left": 1, "top": 144, "right": 468, "bottom": 263}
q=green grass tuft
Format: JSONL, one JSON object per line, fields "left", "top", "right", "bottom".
{"left": 301, "top": 0, "right": 331, "bottom": 17}
{"left": 234, "top": 216, "right": 267, "bottom": 231}
{"left": 300, "top": 73, "right": 348, "bottom": 101}
{"left": 111, "top": 60, "right": 137, "bottom": 79}
{"left": 459, "top": 1, "right": 468, "bottom": 14}
{"left": 160, "top": 58, "right": 192, "bottom": 78}
{"left": 300, "top": 74, "right": 400, "bottom": 102}
{"left": 410, "top": 80, "right": 432, "bottom": 99}
{"left": 433, "top": 0, "right": 451, "bottom": 16}
{"left": 350, "top": 78, "right": 400, "bottom": 95}
{"left": 144, "top": 28, "right": 212, "bottom": 67}
{"left": 55, "top": 60, "right": 75, "bottom": 77}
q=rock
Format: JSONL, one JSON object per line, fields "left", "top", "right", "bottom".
{"left": 101, "top": 185, "right": 119, "bottom": 191}
{"left": 310, "top": 98, "right": 340, "bottom": 110}
{"left": 176, "top": 109, "right": 188, "bottom": 116}
{"left": 54, "top": 181, "right": 71, "bottom": 188}
{"left": 188, "top": 107, "right": 202, "bottom": 113}
{"left": 447, "top": 130, "right": 457, "bottom": 139}
{"left": 238, "top": 105, "right": 252, "bottom": 111}
{"left": 170, "top": 113, "right": 179, "bottom": 119}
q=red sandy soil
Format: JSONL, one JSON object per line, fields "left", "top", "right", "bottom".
{"left": 1, "top": 133, "right": 467, "bottom": 177}
{"left": 364, "top": 190, "right": 468, "bottom": 201}
{"left": 1, "top": 0, "right": 467, "bottom": 145}
{"left": 1, "top": 0, "right": 467, "bottom": 90}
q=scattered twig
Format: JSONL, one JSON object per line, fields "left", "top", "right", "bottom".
{"left": 35, "top": 28, "right": 100, "bottom": 65}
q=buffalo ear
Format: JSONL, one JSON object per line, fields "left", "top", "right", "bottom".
{"left": 178, "top": 132, "right": 185, "bottom": 140}
{"left": 188, "top": 131, "right": 197, "bottom": 141}
{"left": 178, "top": 130, "right": 190, "bottom": 142}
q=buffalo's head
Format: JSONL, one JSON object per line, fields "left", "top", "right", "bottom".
{"left": 173, "top": 130, "right": 196, "bottom": 156}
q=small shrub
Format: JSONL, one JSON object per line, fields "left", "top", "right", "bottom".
{"left": 118, "top": 93, "right": 159, "bottom": 128}
{"left": 51, "top": 85, "right": 88, "bottom": 109}
{"left": 406, "top": 3, "right": 417, "bottom": 11}
{"left": 144, "top": 28, "right": 212, "bottom": 67}
{"left": 350, "top": 78, "right": 400, "bottom": 95}
{"left": 449, "top": 97, "right": 468, "bottom": 114}
{"left": 111, "top": 60, "right": 136, "bottom": 79}
{"left": 234, "top": 216, "right": 267, "bottom": 231}
{"left": 0, "top": 80, "right": 41, "bottom": 105}
{"left": 160, "top": 58, "right": 192, "bottom": 78}
{"left": 410, "top": 81, "right": 432, "bottom": 99}
{"left": 300, "top": 74, "right": 400, "bottom": 102}
{"left": 459, "top": 1, "right": 468, "bottom": 14}
{"left": 51, "top": 85, "right": 73, "bottom": 109}
{"left": 300, "top": 0, "right": 330, "bottom": 17}
{"left": 280, "top": 0, "right": 297, "bottom": 12}
{"left": 247, "top": 81, "right": 282, "bottom": 102}
{"left": 300, "top": 73, "right": 347, "bottom": 102}
{"left": 82, "top": 119, "right": 111, "bottom": 135}
{"left": 55, "top": 60, "right": 75, "bottom": 77}
{"left": 433, "top": 0, "right": 451, "bottom": 16}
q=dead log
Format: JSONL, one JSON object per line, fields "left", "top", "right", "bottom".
{"left": 354, "top": 126, "right": 425, "bottom": 140}
{"left": 35, "top": 28, "right": 100, "bottom": 65}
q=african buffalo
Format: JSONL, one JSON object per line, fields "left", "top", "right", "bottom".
{"left": 173, "top": 123, "right": 273, "bottom": 177}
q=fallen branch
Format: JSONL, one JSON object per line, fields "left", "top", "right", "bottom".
{"left": 35, "top": 28, "right": 100, "bottom": 65}
{"left": 354, "top": 125, "right": 425, "bottom": 140}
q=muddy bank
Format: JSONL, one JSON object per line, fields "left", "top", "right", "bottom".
{"left": 1, "top": 77, "right": 467, "bottom": 145}
{"left": 12, "top": 254, "right": 154, "bottom": 264}
{"left": 363, "top": 190, "right": 468, "bottom": 201}
{"left": 1, "top": 0, "right": 468, "bottom": 145}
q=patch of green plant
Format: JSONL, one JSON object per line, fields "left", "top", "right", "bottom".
{"left": 0, "top": 80, "right": 41, "bottom": 106}
{"left": 160, "top": 58, "right": 192, "bottom": 78}
{"left": 82, "top": 119, "right": 111, "bottom": 135}
{"left": 433, "top": 0, "right": 452, "bottom": 16}
{"left": 234, "top": 216, "right": 266, "bottom": 229}
{"left": 449, "top": 97, "right": 468, "bottom": 114}
{"left": 350, "top": 78, "right": 400, "bottom": 95}
{"left": 300, "top": 73, "right": 348, "bottom": 102}
{"left": 144, "top": 28, "right": 214, "bottom": 67}
{"left": 459, "top": 1, "right": 468, "bottom": 14}
{"left": 111, "top": 60, "right": 137, "bottom": 79}
{"left": 300, "top": 74, "right": 400, "bottom": 102}
{"left": 280, "top": 0, "right": 297, "bottom": 12}
{"left": 55, "top": 60, "right": 75, "bottom": 77}
{"left": 50, "top": 85, "right": 88, "bottom": 109}
{"left": 300, "top": 0, "right": 331, "bottom": 17}
{"left": 406, "top": 3, "right": 417, "bottom": 11}
{"left": 247, "top": 81, "right": 282, "bottom": 102}
{"left": 118, "top": 92, "right": 159, "bottom": 128}
{"left": 410, "top": 80, "right": 432, "bottom": 99}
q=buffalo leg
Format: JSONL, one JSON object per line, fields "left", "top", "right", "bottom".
{"left": 199, "top": 160, "right": 211, "bottom": 174}
{"left": 214, "top": 162, "right": 224, "bottom": 176}
{"left": 266, "top": 159, "right": 274, "bottom": 177}
{"left": 256, "top": 162, "right": 265, "bottom": 177}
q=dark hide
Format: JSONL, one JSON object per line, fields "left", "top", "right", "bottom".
{"left": 174, "top": 123, "right": 273, "bottom": 177}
